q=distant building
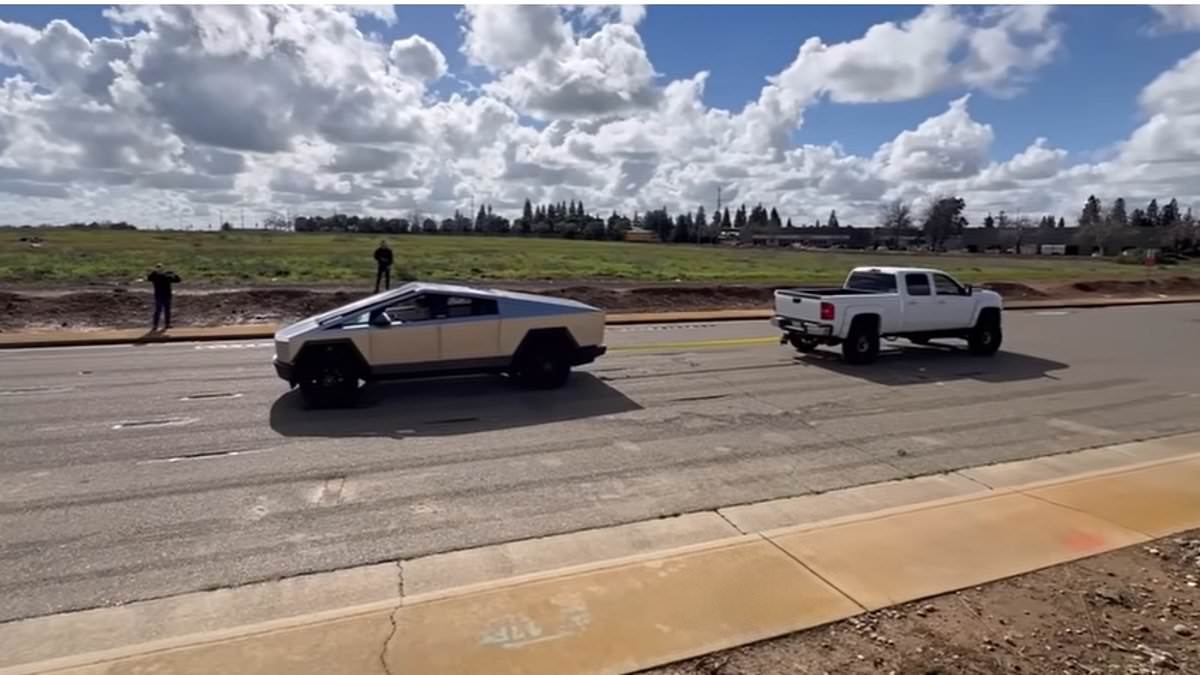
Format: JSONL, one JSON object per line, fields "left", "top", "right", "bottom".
{"left": 749, "top": 226, "right": 873, "bottom": 249}
{"left": 624, "top": 229, "right": 658, "bottom": 243}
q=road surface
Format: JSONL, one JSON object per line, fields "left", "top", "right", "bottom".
{"left": 1, "top": 304, "right": 1198, "bottom": 623}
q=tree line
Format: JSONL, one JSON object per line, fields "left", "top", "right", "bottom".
{"left": 1075, "top": 195, "right": 1197, "bottom": 254}
{"left": 247, "top": 191, "right": 1200, "bottom": 255}
{"left": 294, "top": 199, "right": 636, "bottom": 241}
{"left": 289, "top": 197, "right": 857, "bottom": 244}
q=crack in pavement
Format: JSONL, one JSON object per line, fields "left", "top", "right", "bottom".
{"left": 379, "top": 560, "right": 404, "bottom": 675}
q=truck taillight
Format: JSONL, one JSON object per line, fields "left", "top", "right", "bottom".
{"left": 820, "top": 302, "right": 835, "bottom": 321}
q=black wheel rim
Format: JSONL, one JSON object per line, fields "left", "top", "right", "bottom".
{"left": 319, "top": 367, "right": 344, "bottom": 388}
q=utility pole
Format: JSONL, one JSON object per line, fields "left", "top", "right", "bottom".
{"left": 240, "top": 208, "right": 245, "bottom": 230}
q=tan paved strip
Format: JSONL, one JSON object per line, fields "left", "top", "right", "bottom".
{"left": 1027, "top": 455, "right": 1200, "bottom": 538}
{"left": 769, "top": 492, "right": 1147, "bottom": 611}
{"left": 44, "top": 538, "right": 860, "bottom": 675}
{"left": 391, "top": 538, "right": 859, "bottom": 675}
{"left": 55, "top": 608, "right": 395, "bottom": 675}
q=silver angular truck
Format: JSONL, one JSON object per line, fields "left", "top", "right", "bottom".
{"left": 771, "top": 266, "right": 1004, "bottom": 364}
{"left": 273, "top": 282, "right": 607, "bottom": 406}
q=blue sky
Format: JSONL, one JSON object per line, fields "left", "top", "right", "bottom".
{"left": 4, "top": 4, "right": 1194, "bottom": 161}
{"left": 1, "top": 4, "right": 1199, "bottom": 226}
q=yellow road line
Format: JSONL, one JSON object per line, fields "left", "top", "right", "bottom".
{"left": 611, "top": 336, "right": 779, "bottom": 352}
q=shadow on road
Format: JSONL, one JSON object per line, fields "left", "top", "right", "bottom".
{"left": 269, "top": 372, "right": 641, "bottom": 438}
{"left": 796, "top": 342, "right": 1069, "bottom": 385}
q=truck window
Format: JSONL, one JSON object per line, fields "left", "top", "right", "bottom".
{"left": 845, "top": 272, "right": 897, "bottom": 293}
{"left": 905, "top": 273, "right": 931, "bottom": 296}
{"left": 932, "top": 273, "right": 965, "bottom": 296}
{"left": 442, "top": 296, "right": 499, "bottom": 318}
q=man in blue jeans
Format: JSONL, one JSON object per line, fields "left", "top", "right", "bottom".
{"left": 147, "top": 263, "right": 181, "bottom": 331}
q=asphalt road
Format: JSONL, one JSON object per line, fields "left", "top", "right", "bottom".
{"left": 2, "top": 305, "right": 1199, "bottom": 623}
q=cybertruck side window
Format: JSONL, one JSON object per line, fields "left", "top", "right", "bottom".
{"left": 441, "top": 295, "right": 499, "bottom": 319}
{"left": 375, "top": 295, "right": 434, "bottom": 324}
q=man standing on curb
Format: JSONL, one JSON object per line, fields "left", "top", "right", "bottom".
{"left": 147, "top": 263, "right": 181, "bottom": 332}
{"left": 374, "top": 240, "right": 393, "bottom": 293}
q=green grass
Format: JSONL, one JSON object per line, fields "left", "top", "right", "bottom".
{"left": 0, "top": 228, "right": 1194, "bottom": 286}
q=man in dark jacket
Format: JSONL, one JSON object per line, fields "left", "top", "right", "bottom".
{"left": 147, "top": 263, "right": 181, "bottom": 331}
{"left": 373, "top": 240, "right": 394, "bottom": 293}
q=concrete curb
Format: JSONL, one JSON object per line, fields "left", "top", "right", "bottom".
{"left": 2, "top": 295, "right": 1199, "bottom": 350}
{"left": 5, "top": 432, "right": 1198, "bottom": 675}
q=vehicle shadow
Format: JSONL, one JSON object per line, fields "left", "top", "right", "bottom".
{"left": 268, "top": 372, "right": 642, "bottom": 438}
{"left": 795, "top": 342, "right": 1069, "bottom": 385}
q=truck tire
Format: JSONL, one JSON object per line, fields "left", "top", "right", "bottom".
{"left": 297, "top": 347, "right": 361, "bottom": 408}
{"left": 842, "top": 317, "right": 880, "bottom": 364}
{"left": 968, "top": 310, "right": 1002, "bottom": 356}
{"left": 788, "top": 334, "right": 819, "bottom": 353}
{"left": 514, "top": 348, "right": 571, "bottom": 389}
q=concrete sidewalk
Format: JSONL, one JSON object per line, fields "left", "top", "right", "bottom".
{"left": 5, "top": 432, "right": 1198, "bottom": 675}
{"left": 2, "top": 295, "right": 1199, "bottom": 349}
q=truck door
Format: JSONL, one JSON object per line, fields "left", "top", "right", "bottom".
{"left": 367, "top": 294, "right": 440, "bottom": 369}
{"left": 931, "top": 273, "right": 975, "bottom": 329}
{"left": 901, "top": 272, "right": 939, "bottom": 332}
{"left": 435, "top": 295, "right": 501, "bottom": 363}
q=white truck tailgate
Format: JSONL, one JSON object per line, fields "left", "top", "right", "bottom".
{"left": 775, "top": 291, "right": 823, "bottom": 322}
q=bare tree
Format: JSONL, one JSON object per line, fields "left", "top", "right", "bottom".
{"left": 1012, "top": 216, "right": 1034, "bottom": 254}
{"left": 263, "top": 214, "right": 291, "bottom": 232}
{"left": 878, "top": 199, "right": 912, "bottom": 248}
{"left": 1076, "top": 208, "right": 1123, "bottom": 256}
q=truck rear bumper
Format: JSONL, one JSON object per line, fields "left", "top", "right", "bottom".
{"left": 773, "top": 316, "right": 834, "bottom": 337}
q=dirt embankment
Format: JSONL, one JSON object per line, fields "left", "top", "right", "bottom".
{"left": 2, "top": 276, "right": 1199, "bottom": 331}
{"left": 652, "top": 532, "right": 1200, "bottom": 675}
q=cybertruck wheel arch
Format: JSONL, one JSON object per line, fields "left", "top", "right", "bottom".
{"left": 294, "top": 339, "right": 370, "bottom": 378}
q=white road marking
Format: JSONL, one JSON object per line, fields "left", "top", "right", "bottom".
{"left": 179, "top": 392, "right": 244, "bottom": 401}
{"left": 0, "top": 386, "right": 75, "bottom": 396}
{"left": 1045, "top": 418, "right": 1118, "bottom": 437}
{"left": 137, "top": 447, "right": 275, "bottom": 465}
{"left": 194, "top": 343, "right": 272, "bottom": 350}
{"left": 1035, "top": 311, "right": 1072, "bottom": 316}
{"left": 909, "top": 435, "right": 947, "bottom": 447}
{"left": 112, "top": 417, "right": 199, "bottom": 431}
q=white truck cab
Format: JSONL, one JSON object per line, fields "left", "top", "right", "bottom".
{"left": 772, "top": 266, "right": 1003, "bottom": 364}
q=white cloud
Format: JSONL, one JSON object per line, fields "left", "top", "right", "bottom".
{"left": 483, "top": 22, "right": 659, "bottom": 119}
{"left": 462, "top": 6, "right": 659, "bottom": 120}
{"left": 998, "top": 137, "right": 1067, "bottom": 181}
{"left": 460, "top": 5, "right": 570, "bottom": 72}
{"left": 874, "top": 95, "right": 995, "bottom": 182}
{"left": 619, "top": 6, "right": 647, "bottom": 26}
{"left": 1150, "top": 6, "right": 1200, "bottom": 32}
{"left": 389, "top": 35, "right": 447, "bottom": 82}
{"left": 733, "top": 6, "right": 1061, "bottom": 155}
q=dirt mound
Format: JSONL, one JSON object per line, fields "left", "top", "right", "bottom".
{"left": 978, "top": 282, "right": 1049, "bottom": 300}
{"left": 1069, "top": 276, "right": 1200, "bottom": 296}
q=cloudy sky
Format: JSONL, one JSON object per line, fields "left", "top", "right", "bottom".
{"left": 0, "top": 4, "right": 1199, "bottom": 229}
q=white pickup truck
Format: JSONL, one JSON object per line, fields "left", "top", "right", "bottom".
{"left": 772, "top": 266, "right": 1003, "bottom": 364}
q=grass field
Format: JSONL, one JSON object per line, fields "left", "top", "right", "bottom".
{"left": 0, "top": 228, "right": 1193, "bottom": 286}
